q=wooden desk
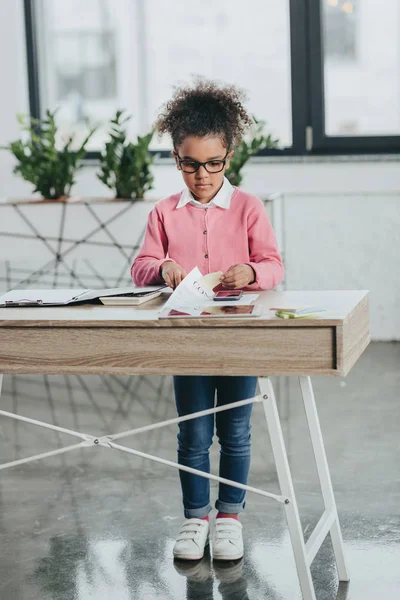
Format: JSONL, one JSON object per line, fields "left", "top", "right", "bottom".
{"left": 0, "top": 290, "right": 370, "bottom": 600}
{"left": 0, "top": 290, "right": 369, "bottom": 377}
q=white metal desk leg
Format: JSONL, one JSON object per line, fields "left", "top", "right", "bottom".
{"left": 0, "top": 375, "right": 3, "bottom": 399}
{"left": 299, "top": 376, "right": 350, "bottom": 582}
{"left": 259, "top": 377, "right": 317, "bottom": 600}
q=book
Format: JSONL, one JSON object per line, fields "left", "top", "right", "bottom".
{"left": 99, "top": 289, "right": 165, "bottom": 305}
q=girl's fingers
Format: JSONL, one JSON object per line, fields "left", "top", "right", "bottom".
{"left": 164, "top": 268, "right": 185, "bottom": 289}
{"left": 177, "top": 269, "right": 187, "bottom": 284}
{"left": 221, "top": 266, "right": 245, "bottom": 283}
{"left": 222, "top": 282, "right": 238, "bottom": 289}
{"left": 222, "top": 278, "right": 247, "bottom": 289}
{"left": 221, "top": 271, "right": 236, "bottom": 280}
{"left": 222, "top": 277, "right": 240, "bottom": 286}
{"left": 164, "top": 267, "right": 190, "bottom": 288}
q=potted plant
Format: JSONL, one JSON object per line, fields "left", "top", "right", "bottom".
{"left": 226, "top": 116, "right": 279, "bottom": 187}
{"left": 1, "top": 110, "right": 96, "bottom": 200}
{"left": 97, "top": 110, "right": 155, "bottom": 200}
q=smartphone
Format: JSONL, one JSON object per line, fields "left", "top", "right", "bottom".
{"left": 213, "top": 290, "right": 243, "bottom": 301}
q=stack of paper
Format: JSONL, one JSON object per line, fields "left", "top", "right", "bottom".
{"left": 274, "top": 307, "right": 326, "bottom": 319}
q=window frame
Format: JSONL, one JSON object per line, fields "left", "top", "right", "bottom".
{"left": 23, "top": 0, "right": 400, "bottom": 159}
{"left": 308, "top": 0, "right": 400, "bottom": 154}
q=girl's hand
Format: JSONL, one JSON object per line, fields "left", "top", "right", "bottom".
{"left": 161, "top": 262, "right": 187, "bottom": 289}
{"left": 220, "top": 264, "right": 256, "bottom": 289}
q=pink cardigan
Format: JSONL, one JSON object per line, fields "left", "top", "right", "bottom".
{"left": 131, "top": 188, "right": 284, "bottom": 291}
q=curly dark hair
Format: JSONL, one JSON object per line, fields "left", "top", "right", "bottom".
{"left": 155, "top": 78, "right": 253, "bottom": 150}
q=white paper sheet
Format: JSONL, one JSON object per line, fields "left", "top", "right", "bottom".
{"left": 163, "top": 267, "right": 214, "bottom": 309}
{"left": 162, "top": 267, "right": 258, "bottom": 311}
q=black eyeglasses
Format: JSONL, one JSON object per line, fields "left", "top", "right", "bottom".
{"left": 176, "top": 152, "right": 229, "bottom": 174}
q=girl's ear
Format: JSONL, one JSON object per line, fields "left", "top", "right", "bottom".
{"left": 172, "top": 150, "right": 181, "bottom": 170}
{"left": 225, "top": 149, "right": 234, "bottom": 169}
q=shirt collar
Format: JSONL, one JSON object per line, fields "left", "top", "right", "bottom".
{"left": 176, "top": 177, "right": 234, "bottom": 209}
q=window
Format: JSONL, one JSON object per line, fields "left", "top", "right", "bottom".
{"left": 31, "top": 0, "right": 118, "bottom": 151}
{"left": 28, "top": 0, "right": 292, "bottom": 153}
{"left": 143, "top": 1, "right": 292, "bottom": 149}
{"left": 321, "top": 0, "right": 400, "bottom": 137}
{"left": 25, "top": 0, "right": 400, "bottom": 155}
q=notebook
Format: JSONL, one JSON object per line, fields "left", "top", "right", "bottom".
{"left": 0, "top": 285, "right": 167, "bottom": 307}
{"left": 159, "top": 304, "right": 262, "bottom": 319}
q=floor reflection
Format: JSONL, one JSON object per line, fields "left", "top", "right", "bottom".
{"left": 0, "top": 342, "right": 400, "bottom": 599}
{"left": 30, "top": 533, "right": 287, "bottom": 600}
{"left": 30, "top": 529, "right": 391, "bottom": 600}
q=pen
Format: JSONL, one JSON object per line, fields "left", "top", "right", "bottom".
{"left": 269, "top": 308, "right": 299, "bottom": 311}
{"left": 270, "top": 307, "right": 325, "bottom": 312}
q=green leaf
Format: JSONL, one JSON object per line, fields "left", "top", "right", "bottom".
{"left": 97, "top": 110, "right": 155, "bottom": 199}
{"left": 1, "top": 109, "right": 97, "bottom": 198}
{"left": 226, "top": 115, "right": 279, "bottom": 186}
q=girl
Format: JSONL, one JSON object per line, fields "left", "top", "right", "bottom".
{"left": 131, "top": 79, "right": 284, "bottom": 562}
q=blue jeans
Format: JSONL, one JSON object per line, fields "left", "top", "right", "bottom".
{"left": 174, "top": 375, "right": 258, "bottom": 519}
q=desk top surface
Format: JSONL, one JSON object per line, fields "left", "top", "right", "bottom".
{"left": 0, "top": 290, "right": 368, "bottom": 328}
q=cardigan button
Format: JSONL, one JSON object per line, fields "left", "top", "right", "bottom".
{"left": 203, "top": 230, "right": 207, "bottom": 234}
{"left": 205, "top": 254, "right": 208, "bottom": 258}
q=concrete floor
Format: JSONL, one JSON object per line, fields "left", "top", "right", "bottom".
{"left": 0, "top": 341, "right": 399, "bottom": 599}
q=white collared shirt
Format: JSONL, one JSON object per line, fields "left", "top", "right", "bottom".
{"left": 176, "top": 177, "right": 235, "bottom": 210}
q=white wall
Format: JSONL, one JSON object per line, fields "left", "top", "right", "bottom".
{"left": 282, "top": 191, "right": 400, "bottom": 341}
{"left": 1, "top": 1, "right": 399, "bottom": 340}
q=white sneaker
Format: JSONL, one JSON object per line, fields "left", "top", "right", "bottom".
{"left": 212, "top": 518, "right": 244, "bottom": 561}
{"left": 173, "top": 518, "right": 210, "bottom": 560}
{"left": 213, "top": 557, "right": 244, "bottom": 582}
{"left": 174, "top": 552, "right": 212, "bottom": 581}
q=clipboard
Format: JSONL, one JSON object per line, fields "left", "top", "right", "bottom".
{"left": 0, "top": 285, "right": 167, "bottom": 307}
